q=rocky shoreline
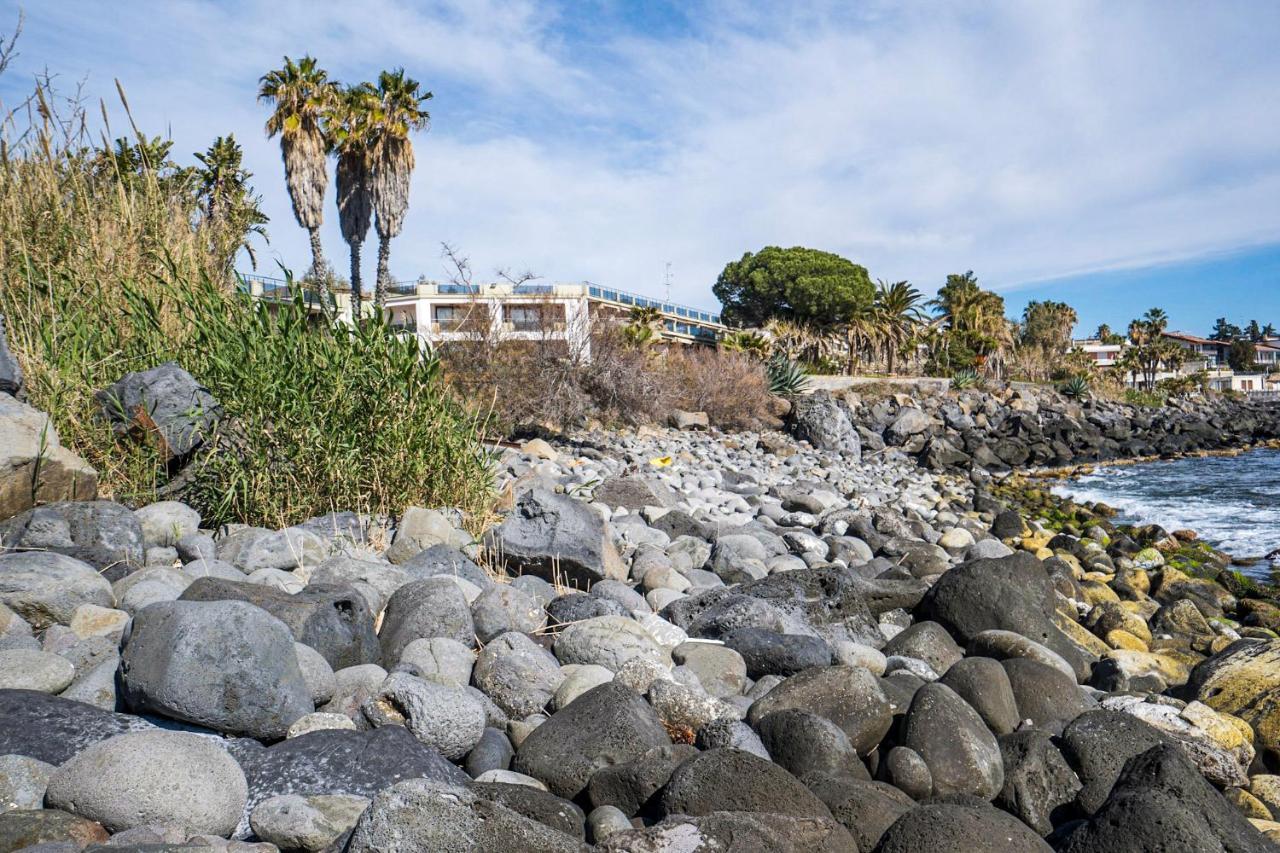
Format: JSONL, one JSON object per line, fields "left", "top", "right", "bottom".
{"left": 3, "top": 384, "right": 1280, "bottom": 850}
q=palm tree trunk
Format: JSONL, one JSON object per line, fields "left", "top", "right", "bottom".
{"left": 374, "top": 234, "right": 391, "bottom": 311}
{"left": 348, "top": 239, "right": 363, "bottom": 322}
{"left": 308, "top": 227, "right": 330, "bottom": 298}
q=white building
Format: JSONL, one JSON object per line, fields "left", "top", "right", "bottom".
{"left": 238, "top": 274, "right": 726, "bottom": 353}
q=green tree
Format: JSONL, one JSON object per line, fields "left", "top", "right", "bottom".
{"left": 368, "top": 68, "right": 432, "bottom": 309}
{"left": 259, "top": 55, "right": 336, "bottom": 287}
{"left": 1021, "top": 300, "right": 1077, "bottom": 353}
{"left": 1247, "top": 320, "right": 1263, "bottom": 342}
{"left": 1263, "top": 323, "right": 1277, "bottom": 339}
{"left": 1228, "top": 339, "right": 1259, "bottom": 372}
{"left": 193, "top": 134, "right": 268, "bottom": 274}
{"left": 926, "top": 271, "right": 1012, "bottom": 375}
{"left": 1209, "top": 317, "right": 1242, "bottom": 341}
{"left": 712, "top": 246, "right": 874, "bottom": 329}
{"left": 329, "top": 83, "right": 378, "bottom": 317}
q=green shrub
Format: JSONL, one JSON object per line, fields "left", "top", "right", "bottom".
{"left": 1123, "top": 388, "right": 1168, "bottom": 408}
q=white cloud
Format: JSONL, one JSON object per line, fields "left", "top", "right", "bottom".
{"left": 1, "top": 0, "right": 1277, "bottom": 309}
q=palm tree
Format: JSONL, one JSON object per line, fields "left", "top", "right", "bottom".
{"left": 872, "top": 280, "right": 924, "bottom": 375}
{"left": 329, "top": 83, "right": 378, "bottom": 318}
{"left": 368, "top": 69, "right": 432, "bottom": 310}
{"left": 259, "top": 55, "right": 336, "bottom": 287}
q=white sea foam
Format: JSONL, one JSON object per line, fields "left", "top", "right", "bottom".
{"left": 1051, "top": 450, "right": 1280, "bottom": 573}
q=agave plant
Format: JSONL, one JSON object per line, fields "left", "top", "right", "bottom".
{"left": 951, "top": 369, "right": 980, "bottom": 390}
{"left": 721, "top": 330, "right": 771, "bottom": 360}
{"left": 1059, "top": 375, "right": 1091, "bottom": 400}
{"left": 767, "top": 353, "right": 809, "bottom": 397}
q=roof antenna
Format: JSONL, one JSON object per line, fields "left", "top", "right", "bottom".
{"left": 664, "top": 262, "right": 672, "bottom": 304}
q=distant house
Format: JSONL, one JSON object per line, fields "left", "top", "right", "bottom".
{"left": 1069, "top": 330, "right": 1272, "bottom": 395}
{"left": 1161, "top": 331, "right": 1228, "bottom": 368}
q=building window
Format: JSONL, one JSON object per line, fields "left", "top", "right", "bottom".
{"left": 506, "top": 304, "right": 564, "bottom": 332}
{"left": 434, "top": 305, "right": 478, "bottom": 332}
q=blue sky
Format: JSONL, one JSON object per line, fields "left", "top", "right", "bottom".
{"left": 1, "top": 0, "right": 1278, "bottom": 335}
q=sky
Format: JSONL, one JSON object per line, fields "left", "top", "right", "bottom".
{"left": 1, "top": 0, "right": 1277, "bottom": 335}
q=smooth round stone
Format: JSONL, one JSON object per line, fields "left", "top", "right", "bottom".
{"left": 250, "top": 793, "right": 370, "bottom": 853}
{"left": 68, "top": 604, "right": 130, "bottom": 641}
{"left": 968, "top": 630, "right": 1077, "bottom": 681}
{"left": 832, "top": 641, "right": 888, "bottom": 676}
{"left": 287, "top": 713, "right": 357, "bottom": 738}
{"left": 645, "top": 588, "right": 685, "bottom": 611}
{"left": 247, "top": 567, "right": 305, "bottom": 593}
{"left": 295, "top": 643, "right": 338, "bottom": 705}
{"left": 0, "top": 648, "right": 75, "bottom": 693}
{"left": 44, "top": 730, "right": 247, "bottom": 835}
{"left": 464, "top": 727, "right": 514, "bottom": 778}
{"left": 588, "top": 805, "right": 632, "bottom": 842}
{"left": 553, "top": 665, "right": 615, "bottom": 711}
{"left": 473, "top": 769, "right": 548, "bottom": 790}
{"left": 0, "top": 753, "right": 55, "bottom": 811}
{"left": 939, "top": 528, "right": 975, "bottom": 550}
{"left": 398, "top": 637, "right": 475, "bottom": 688}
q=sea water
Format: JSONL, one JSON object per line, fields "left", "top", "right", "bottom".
{"left": 1052, "top": 449, "right": 1280, "bottom": 576}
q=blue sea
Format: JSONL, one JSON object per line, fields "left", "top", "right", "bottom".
{"left": 1051, "top": 449, "right": 1280, "bottom": 575}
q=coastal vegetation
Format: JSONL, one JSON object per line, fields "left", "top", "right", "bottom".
{"left": 0, "top": 73, "right": 491, "bottom": 528}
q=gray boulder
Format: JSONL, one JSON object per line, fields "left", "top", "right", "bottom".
{"left": 902, "top": 682, "right": 1004, "bottom": 800}
{"left": 472, "top": 631, "right": 564, "bottom": 718}
{"left": 0, "top": 316, "right": 20, "bottom": 396}
{"left": 344, "top": 778, "right": 588, "bottom": 853}
{"left": 996, "top": 729, "right": 1082, "bottom": 836}
{"left": 380, "top": 577, "right": 475, "bottom": 664}
{"left": 0, "top": 754, "right": 53, "bottom": 812}
{"left": 513, "top": 682, "right": 670, "bottom": 800}
{"left": 0, "top": 552, "right": 112, "bottom": 629}
{"left": 95, "top": 361, "right": 220, "bottom": 460}
{"left": 553, "top": 616, "right": 668, "bottom": 672}
{"left": 593, "top": 476, "right": 677, "bottom": 511}
{"left": 133, "top": 501, "right": 201, "bottom": 548}
{"left": 249, "top": 793, "right": 369, "bottom": 853}
{"left": 0, "top": 501, "right": 143, "bottom": 581}
{"left": 596, "top": 811, "right": 857, "bottom": 853}
{"left": 180, "top": 576, "right": 379, "bottom": 670}
{"left": 0, "top": 690, "right": 156, "bottom": 765}
{"left": 0, "top": 393, "right": 97, "bottom": 522}
{"left": 44, "top": 730, "right": 247, "bottom": 835}
{"left": 368, "top": 672, "right": 485, "bottom": 760}
{"left": 471, "top": 584, "right": 546, "bottom": 643}
{"left": 747, "top": 665, "right": 891, "bottom": 755}
{"left": 656, "top": 748, "right": 833, "bottom": 820}
{"left": 120, "top": 599, "right": 312, "bottom": 739}
{"left": 484, "top": 489, "right": 626, "bottom": 589}
{"left": 0, "top": 649, "right": 74, "bottom": 693}
{"left": 874, "top": 802, "right": 1052, "bottom": 852}
{"left": 787, "top": 392, "right": 861, "bottom": 457}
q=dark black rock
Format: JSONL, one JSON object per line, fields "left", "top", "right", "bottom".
{"left": 883, "top": 745, "right": 932, "bottom": 800}
{"left": 1001, "top": 657, "right": 1090, "bottom": 735}
{"left": 901, "top": 682, "right": 1003, "bottom": 800}
{"left": 379, "top": 576, "right": 476, "bottom": 664}
{"left": 787, "top": 392, "right": 861, "bottom": 457}
{"left": 732, "top": 565, "right": 883, "bottom": 646}
{"left": 399, "top": 543, "right": 491, "bottom": 588}
{"left": 470, "top": 782, "right": 586, "bottom": 840}
{"left": 722, "top": 628, "right": 833, "bottom": 678}
{"left": 546, "top": 592, "right": 627, "bottom": 627}
{"left": 756, "top": 709, "right": 860, "bottom": 777}
{"left": 995, "top": 729, "right": 1082, "bottom": 836}
{"left": 179, "top": 577, "right": 379, "bottom": 670}
{"left": 938, "top": 656, "right": 1020, "bottom": 736}
{"left": 872, "top": 802, "right": 1053, "bottom": 852}
{"left": 513, "top": 682, "right": 671, "bottom": 800}
{"left": 748, "top": 665, "right": 892, "bottom": 755}
{"left": 0, "top": 690, "right": 156, "bottom": 765}
{"left": 1055, "top": 744, "right": 1273, "bottom": 853}
{"left": 804, "top": 771, "right": 916, "bottom": 851}
{"left": 1059, "top": 709, "right": 1175, "bottom": 814}
{"left": 465, "top": 727, "right": 514, "bottom": 778}
{"left": 96, "top": 361, "right": 220, "bottom": 461}
{"left": 586, "top": 744, "right": 699, "bottom": 817}
{"left": 483, "top": 488, "right": 625, "bottom": 589}
{"left": 657, "top": 748, "right": 834, "bottom": 820}
{"left": 238, "top": 726, "right": 468, "bottom": 822}
{"left": 0, "top": 501, "right": 143, "bottom": 581}
{"left": 0, "top": 808, "right": 108, "bottom": 851}
{"left": 919, "top": 551, "right": 1091, "bottom": 681}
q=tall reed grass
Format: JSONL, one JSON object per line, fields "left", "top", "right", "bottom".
{"left": 0, "top": 79, "right": 493, "bottom": 527}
